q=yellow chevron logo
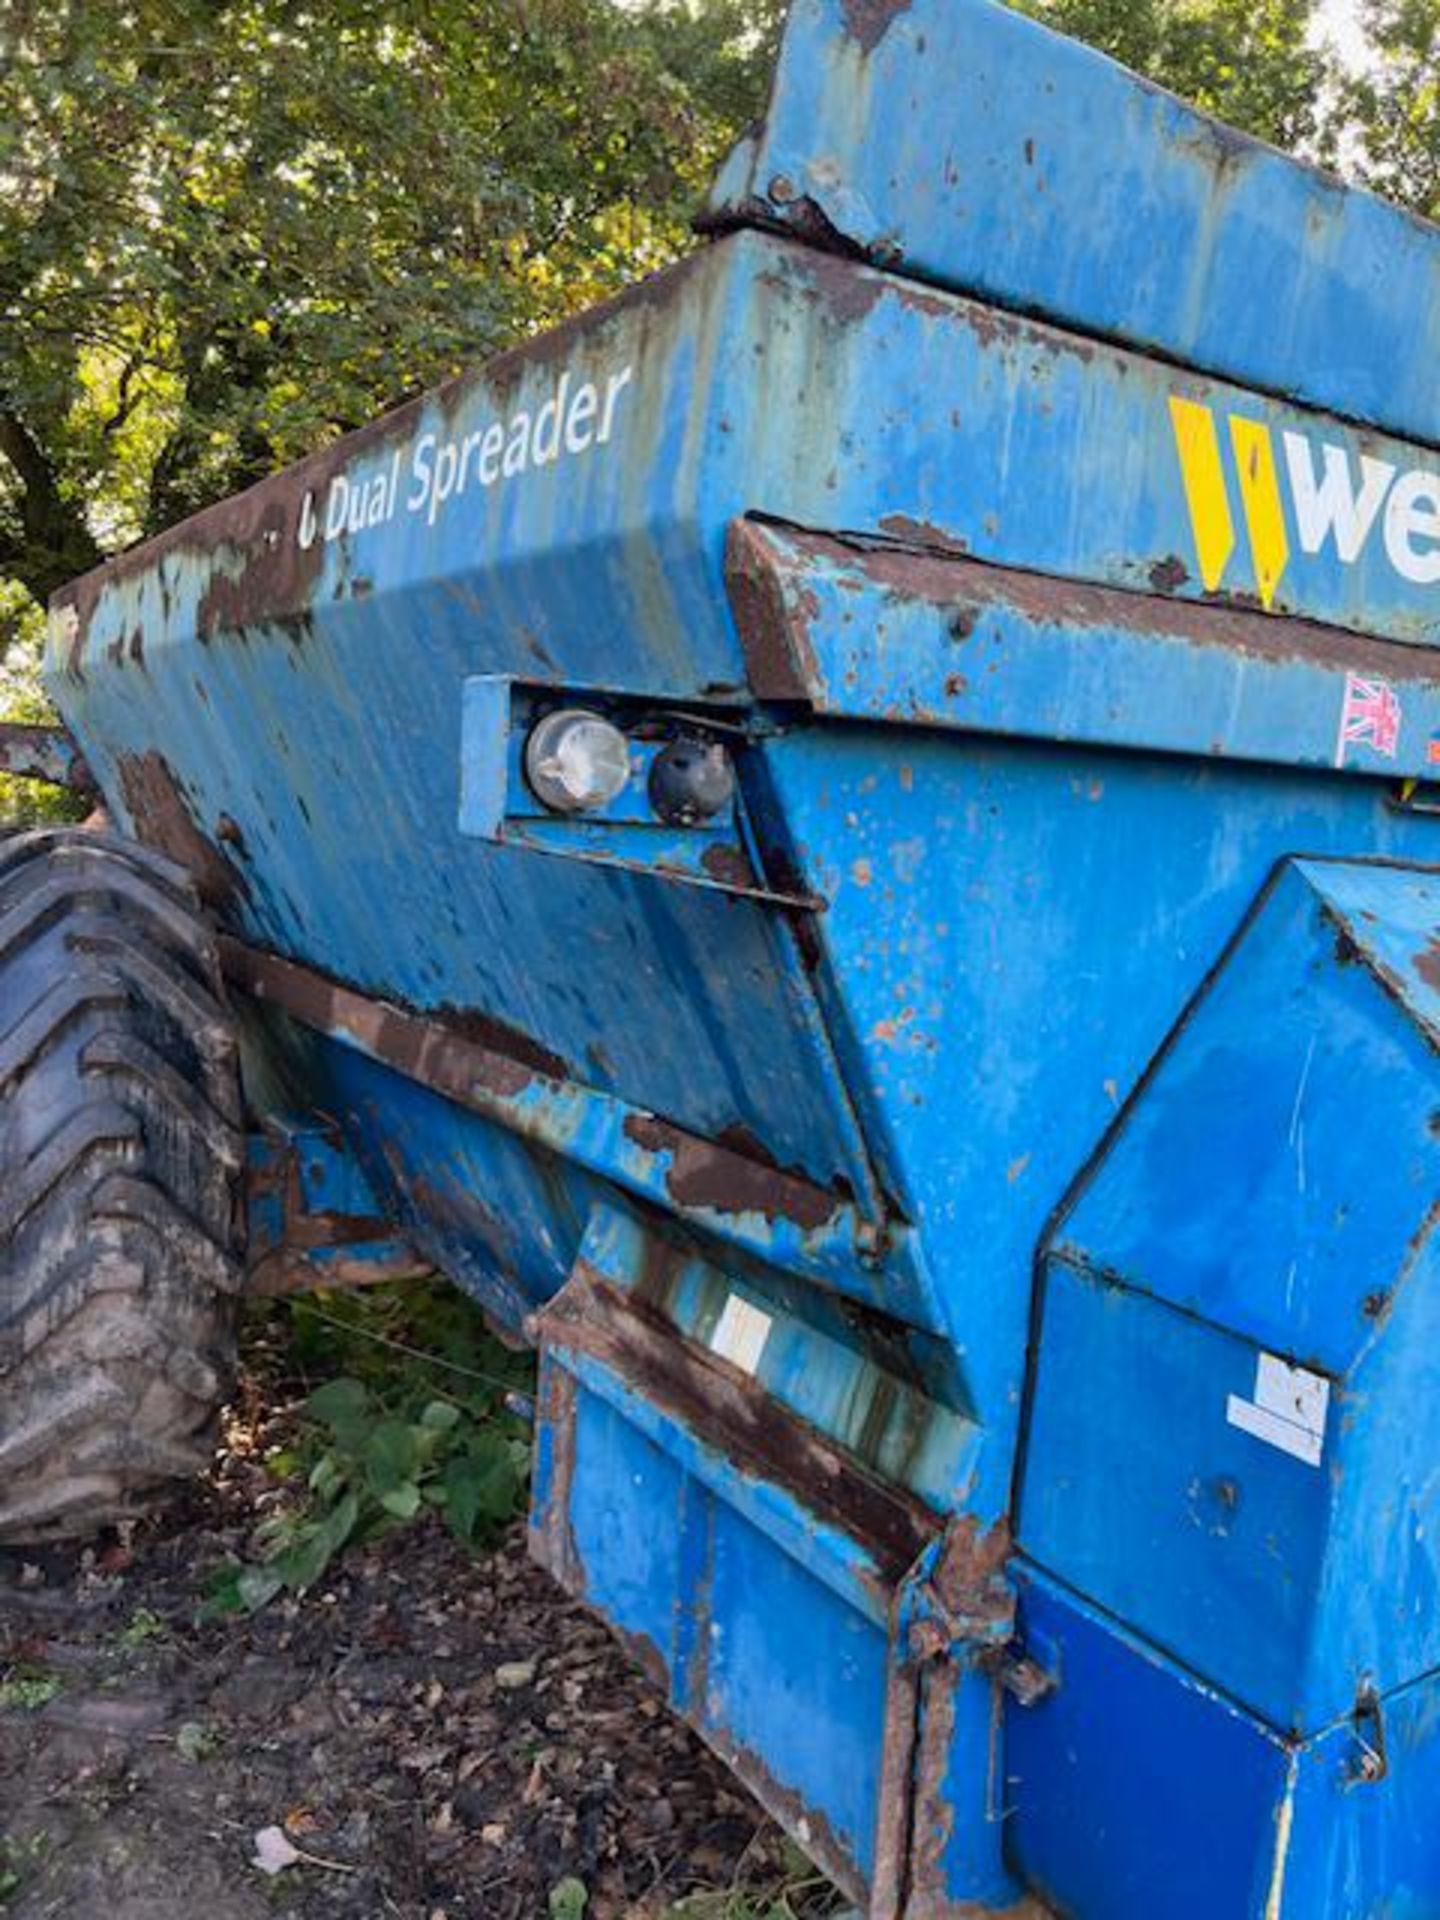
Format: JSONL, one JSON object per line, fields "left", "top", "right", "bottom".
{"left": 1169, "top": 395, "right": 1440, "bottom": 603}
{"left": 1169, "top": 397, "right": 1289, "bottom": 609}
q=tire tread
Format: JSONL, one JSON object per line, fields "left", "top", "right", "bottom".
{"left": 0, "top": 829, "right": 243, "bottom": 1540}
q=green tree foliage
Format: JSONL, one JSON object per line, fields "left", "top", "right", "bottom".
{"left": 0, "top": 0, "right": 775, "bottom": 614}
{"left": 0, "top": 584, "right": 75, "bottom": 823}
{"left": 1327, "top": 2, "right": 1440, "bottom": 216}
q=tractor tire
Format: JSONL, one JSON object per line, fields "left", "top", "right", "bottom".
{"left": 0, "top": 827, "right": 245, "bottom": 1541}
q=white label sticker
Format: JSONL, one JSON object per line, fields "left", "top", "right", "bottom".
{"left": 710, "top": 1294, "right": 772, "bottom": 1378}
{"left": 1226, "top": 1353, "right": 1330, "bottom": 1467}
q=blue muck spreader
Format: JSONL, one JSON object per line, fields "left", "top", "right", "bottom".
{"left": 6, "top": 1, "right": 1440, "bottom": 1912}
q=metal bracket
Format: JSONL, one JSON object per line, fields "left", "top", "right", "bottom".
{"left": 1347, "top": 1686, "right": 1389, "bottom": 1786}
{"left": 244, "top": 1119, "right": 434, "bottom": 1296}
{"left": 899, "top": 1514, "right": 1016, "bottom": 1667}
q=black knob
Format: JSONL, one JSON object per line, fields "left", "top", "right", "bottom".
{"left": 648, "top": 736, "right": 735, "bottom": 826}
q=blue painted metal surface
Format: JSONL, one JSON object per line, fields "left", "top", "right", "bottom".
{"left": 733, "top": 523, "right": 1440, "bottom": 775}
{"left": 40, "top": 1, "right": 1440, "bottom": 1911}
{"left": 1006, "top": 1566, "right": 1298, "bottom": 1918}
{"left": 708, "top": 0, "right": 1440, "bottom": 452}
{"left": 1023, "top": 862, "right": 1440, "bottom": 1732}
{"left": 1008, "top": 1566, "right": 1440, "bottom": 1918}
{"left": 244, "top": 1117, "right": 431, "bottom": 1294}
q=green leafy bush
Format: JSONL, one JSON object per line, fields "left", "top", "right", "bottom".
{"left": 208, "top": 1281, "right": 533, "bottom": 1612}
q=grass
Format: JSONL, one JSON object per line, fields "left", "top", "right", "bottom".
{"left": 0, "top": 1668, "right": 61, "bottom": 1712}
{"left": 0, "top": 1832, "right": 48, "bottom": 1906}
{"left": 664, "top": 1840, "right": 852, "bottom": 1919}
{"left": 115, "top": 1607, "right": 167, "bottom": 1650}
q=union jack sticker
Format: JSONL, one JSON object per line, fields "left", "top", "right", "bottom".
{"left": 1335, "top": 672, "right": 1402, "bottom": 768}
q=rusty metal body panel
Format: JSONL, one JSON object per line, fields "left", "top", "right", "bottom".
{"left": 41, "top": 2, "right": 1440, "bottom": 1913}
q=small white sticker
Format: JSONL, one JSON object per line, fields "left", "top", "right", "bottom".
{"left": 1227, "top": 1353, "right": 1330, "bottom": 1467}
{"left": 710, "top": 1294, "right": 772, "bottom": 1377}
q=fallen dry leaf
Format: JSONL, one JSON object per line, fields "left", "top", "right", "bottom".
{"left": 252, "top": 1824, "right": 301, "bottom": 1876}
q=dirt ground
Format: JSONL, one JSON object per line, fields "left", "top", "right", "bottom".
{"left": 0, "top": 1314, "right": 844, "bottom": 1920}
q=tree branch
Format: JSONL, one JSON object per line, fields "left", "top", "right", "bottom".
{"left": 0, "top": 404, "right": 105, "bottom": 601}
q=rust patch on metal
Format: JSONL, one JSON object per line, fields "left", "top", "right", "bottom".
{"left": 623, "top": 1111, "right": 839, "bottom": 1232}
{"left": 725, "top": 518, "right": 816, "bottom": 701}
{"left": 541, "top": 1265, "right": 937, "bottom": 1587}
{"left": 1149, "top": 554, "right": 1190, "bottom": 593}
{"left": 247, "top": 1244, "right": 434, "bottom": 1296}
{"left": 225, "top": 937, "right": 846, "bottom": 1239}
{"left": 903, "top": 1658, "right": 1050, "bottom": 1918}
{"left": 431, "top": 1003, "right": 570, "bottom": 1082}
{"left": 1333, "top": 923, "right": 1364, "bottom": 967}
{"left": 907, "top": 1655, "right": 960, "bottom": 1913}
{"left": 115, "top": 750, "right": 251, "bottom": 911}
{"left": 1415, "top": 935, "right": 1440, "bottom": 993}
{"left": 528, "top": 1358, "right": 581, "bottom": 1593}
{"left": 958, "top": 294, "right": 1097, "bottom": 368}
{"left": 840, "top": 0, "right": 913, "bottom": 53}
{"left": 711, "top": 1727, "right": 868, "bottom": 1906}
{"left": 608, "top": 1617, "right": 673, "bottom": 1697}
{"left": 870, "top": 1659, "right": 922, "bottom": 1920}
{"left": 699, "top": 841, "right": 756, "bottom": 889}
{"left": 755, "top": 192, "right": 876, "bottom": 268}
{"left": 244, "top": 1132, "right": 431, "bottom": 1297}
{"left": 896, "top": 282, "right": 956, "bottom": 322}
{"left": 757, "top": 522, "right": 1440, "bottom": 682}
{"left": 249, "top": 1152, "right": 384, "bottom": 1251}
{"left": 906, "top": 1516, "right": 1015, "bottom": 1664}
{"left": 221, "top": 937, "right": 540, "bottom": 1102}
{"left": 933, "top": 1515, "right": 1013, "bottom": 1640}
{"left": 877, "top": 515, "right": 972, "bottom": 558}
{"left": 806, "top": 250, "right": 887, "bottom": 326}
{"left": 191, "top": 489, "right": 329, "bottom": 643}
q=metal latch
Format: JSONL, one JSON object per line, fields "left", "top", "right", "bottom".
{"left": 1347, "top": 1686, "right": 1388, "bottom": 1786}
